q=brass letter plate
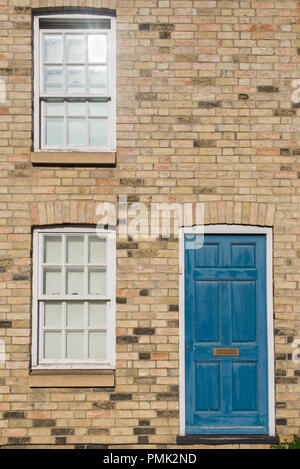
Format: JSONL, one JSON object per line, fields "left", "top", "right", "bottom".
{"left": 213, "top": 348, "right": 239, "bottom": 357}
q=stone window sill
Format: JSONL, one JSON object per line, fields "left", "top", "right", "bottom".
{"left": 29, "top": 369, "right": 115, "bottom": 388}
{"left": 30, "top": 152, "right": 116, "bottom": 165}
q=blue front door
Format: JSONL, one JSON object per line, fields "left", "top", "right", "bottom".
{"left": 185, "top": 234, "right": 269, "bottom": 434}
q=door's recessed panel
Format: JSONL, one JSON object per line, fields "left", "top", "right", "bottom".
{"left": 195, "top": 244, "right": 219, "bottom": 267}
{"left": 232, "top": 281, "right": 256, "bottom": 343}
{"left": 195, "top": 281, "right": 220, "bottom": 343}
{"left": 232, "top": 362, "right": 257, "bottom": 411}
{"left": 195, "top": 362, "right": 220, "bottom": 411}
{"left": 231, "top": 244, "right": 255, "bottom": 267}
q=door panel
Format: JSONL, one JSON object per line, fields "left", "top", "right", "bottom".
{"left": 194, "top": 282, "right": 220, "bottom": 343}
{"left": 231, "top": 281, "right": 256, "bottom": 342}
{"left": 232, "top": 362, "right": 257, "bottom": 411}
{"left": 195, "top": 362, "right": 220, "bottom": 412}
{"left": 185, "top": 234, "right": 268, "bottom": 434}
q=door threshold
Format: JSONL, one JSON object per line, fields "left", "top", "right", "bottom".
{"left": 176, "top": 434, "right": 279, "bottom": 446}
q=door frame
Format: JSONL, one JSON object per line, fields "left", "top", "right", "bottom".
{"left": 179, "top": 225, "right": 275, "bottom": 436}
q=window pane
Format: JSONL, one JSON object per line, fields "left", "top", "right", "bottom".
{"left": 88, "top": 65, "right": 107, "bottom": 93}
{"left": 66, "top": 268, "right": 84, "bottom": 296}
{"left": 44, "top": 331, "right": 61, "bottom": 359}
{"left": 44, "top": 101, "right": 64, "bottom": 116}
{"left": 45, "top": 118, "right": 64, "bottom": 146}
{"left": 67, "top": 119, "right": 86, "bottom": 145}
{"left": 66, "top": 35, "right": 85, "bottom": 63}
{"left": 88, "top": 236, "right": 106, "bottom": 264}
{"left": 88, "top": 268, "right": 106, "bottom": 295}
{"left": 89, "top": 331, "right": 106, "bottom": 359}
{"left": 66, "top": 236, "right": 84, "bottom": 264}
{"left": 66, "top": 331, "right": 84, "bottom": 358}
{"left": 88, "top": 35, "right": 107, "bottom": 63}
{"left": 43, "top": 236, "right": 62, "bottom": 263}
{"left": 43, "top": 268, "right": 61, "bottom": 295}
{"left": 89, "top": 302, "right": 106, "bottom": 328}
{"left": 43, "top": 35, "right": 63, "bottom": 63}
{"left": 66, "top": 66, "right": 85, "bottom": 93}
{"left": 44, "top": 302, "right": 62, "bottom": 328}
{"left": 89, "top": 119, "right": 107, "bottom": 146}
{"left": 67, "top": 102, "right": 86, "bottom": 116}
{"left": 89, "top": 101, "right": 107, "bottom": 116}
{"left": 66, "top": 302, "right": 84, "bottom": 328}
{"left": 44, "top": 65, "right": 63, "bottom": 93}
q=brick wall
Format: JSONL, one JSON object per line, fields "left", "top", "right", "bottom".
{"left": 0, "top": 0, "right": 299, "bottom": 448}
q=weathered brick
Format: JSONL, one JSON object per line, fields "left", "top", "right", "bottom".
{"left": 12, "top": 274, "right": 29, "bottom": 281}
{"left": 139, "top": 419, "right": 150, "bottom": 426}
{"left": 133, "top": 328, "right": 155, "bottom": 335}
{"left": 191, "top": 78, "right": 214, "bottom": 86}
{"left": 3, "top": 412, "right": 25, "bottom": 419}
{"left": 110, "top": 394, "right": 132, "bottom": 401}
{"left": 116, "top": 297, "right": 127, "bottom": 304}
{"left": 33, "top": 419, "right": 56, "bottom": 427}
{"left": 276, "top": 403, "right": 287, "bottom": 409}
{"left": 7, "top": 438, "right": 30, "bottom": 445}
{"left": 138, "top": 24, "right": 150, "bottom": 31}
{"left": 51, "top": 428, "right": 74, "bottom": 436}
{"left": 157, "top": 411, "right": 179, "bottom": 418}
{"left": 133, "top": 427, "right": 155, "bottom": 435}
{"left": 276, "top": 419, "right": 287, "bottom": 426}
{"left": 117, "top": 336, "right": 138, "bottom": 344}
{"left": 92, "top": 401, "right": 115, "bottom": 410}
{"left": 139, "top": 353, "right": 150, "bottom": 360}
{"left": 133, "top": 377, "right": 156, "bottom": 385}
{"left": 198, "top": 101, "right": 221, "bottom": 108}
{"left": 280, "top": 149, "right": 291, "bottom": 156}
{"left": 159, "top": 32, "right": 171, "bottom": 39}
{"left": 135, "top": 93, "right": 158, "bottom": 101}
{"left": 157, "top": 393, "right": 179, "bottom": 401}
{"left": 55, "top": 437, "right": 66, "bottom": 445}
{"left": 0, "top": 321, "right": 12, "bottom": 328}
{"left": 193, "top": 140, "right": 216, "bottom": 148}
{"left": 274, "top": 110, "right": 296, "bottom": 117}
{"left": 120, "top": 178, "right": 144, "bottom": 186}
{"left": 151, "top": 24, "right": 175, "bottom": 32}
{"left": 88, "top": 428, "right": 109, "bottom": 435}
{"left": 257, "top": 86, "right": 279, "bottom": 93}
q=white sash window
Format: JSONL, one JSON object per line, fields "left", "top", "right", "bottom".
{"left": 32, "top": 227, "right": 116, "bottom": 369}
{"left": 33, "top": 15, "right": 116, "bottom": 152}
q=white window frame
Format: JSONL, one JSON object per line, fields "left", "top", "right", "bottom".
{"left": 32, "top": 227, "right": 116, "bottom": 370}
{"left": 33, "top": 14, "right": 116, "bottom": 152}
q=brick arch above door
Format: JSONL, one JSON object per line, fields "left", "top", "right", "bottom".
{"left": 202, "top": 201, "right": 276, "bottom": 227}
{"left": 30, "top": 200, "right": 101, "bottom": 226}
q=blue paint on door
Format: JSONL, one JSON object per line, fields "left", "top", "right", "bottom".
{"left": 185, "top": 234, "right": 268, "bottom": 434}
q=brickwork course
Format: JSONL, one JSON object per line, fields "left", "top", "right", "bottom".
{"left": 0, "top": 0, "right": 299, "bottom": 449}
